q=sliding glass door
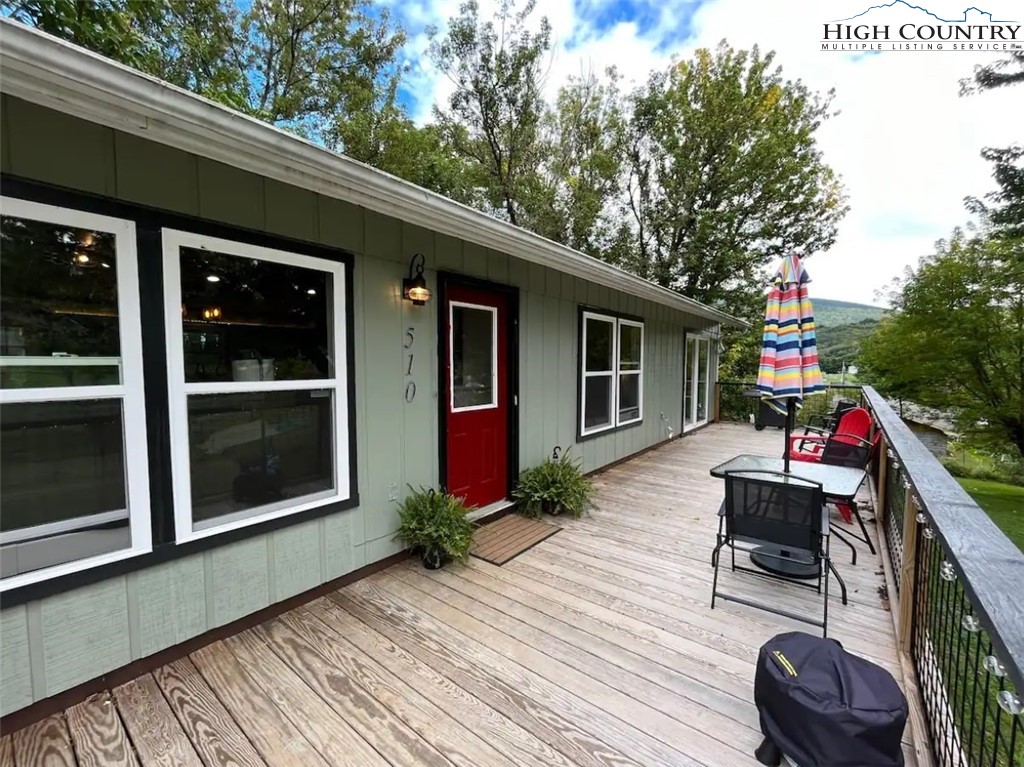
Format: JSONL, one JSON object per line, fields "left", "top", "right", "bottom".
{"left": 684, "top": 335, "right": 712, "bottom": 431}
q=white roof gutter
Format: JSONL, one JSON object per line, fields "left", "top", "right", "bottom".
{"left": 0, "top": 20, "right": 745, "bottom": 328}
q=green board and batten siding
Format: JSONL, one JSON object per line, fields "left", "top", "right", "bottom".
{"left": 0, "top": 95, "right": 716, "bottom": 715}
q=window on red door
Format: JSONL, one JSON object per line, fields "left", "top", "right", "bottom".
{"left": 444, "top": 286, "right": 509, "bottom": 508}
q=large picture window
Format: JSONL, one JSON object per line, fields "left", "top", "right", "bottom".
{"left": 0, "top": 198, "right": 150, "bottom": 588}
{"left": 162, "top": 230, "right": 349, "bottom": 543}
{"left": 579, "top": 311, "right": 644, "bottom": 438}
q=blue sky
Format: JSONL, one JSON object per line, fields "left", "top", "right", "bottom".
{"left": 390, "top": 0, "right": 707, "bottom": 122}
{"left": 387, "top": 0, "right": 1018, "bottom": 304}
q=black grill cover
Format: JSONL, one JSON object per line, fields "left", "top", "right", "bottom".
{"left": 754, "top": 632, "right": 908, "bottom": 767}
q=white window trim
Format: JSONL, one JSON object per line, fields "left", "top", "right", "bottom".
{"left": 162, "top": 229, "right": 350, "bottom": 544}
{"left": 579, "top": 311, "right": 644, "bottom": 437}
{"left": 616, "top": 318, "right": 644, "bottom": 427}
{"left": 0, "top": 197, "right": 152, "bottom": 591}
{"left": 449, "top": 300, "right": 499, "bottom": 413}
{"left": 685, "top": 333, "right": 713, "bottom": 431}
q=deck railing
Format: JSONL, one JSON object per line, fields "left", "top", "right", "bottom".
{"left": 715, "top": 382, "right": 1024, "bottom": 766}
{"left": 716, "top": 380, "right": 863, "bottom": 428}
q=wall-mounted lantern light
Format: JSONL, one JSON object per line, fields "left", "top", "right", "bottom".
{"left": 402, "top": 253, "right": 431, "bottom": 306}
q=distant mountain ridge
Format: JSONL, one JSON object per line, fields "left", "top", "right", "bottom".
{"left": 814, "top": 298, "right": 886, "bottom": 328}
{"left": 833, "top": 1, "right": 1016, "bottom": 23}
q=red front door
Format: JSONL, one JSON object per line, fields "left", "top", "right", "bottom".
{"left": 444, "top": 284, "right": 510, "bottom": 508}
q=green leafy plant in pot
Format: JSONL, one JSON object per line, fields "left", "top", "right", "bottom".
{"left": 393, "top": 486, "right": 475, "bottom": 569}
{"left": 513, "top": 447, "right": 595, "bottom": 519}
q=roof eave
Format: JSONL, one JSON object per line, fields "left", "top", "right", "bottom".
{"left": 0, "top": 20, "right": 747, "bottom": 329}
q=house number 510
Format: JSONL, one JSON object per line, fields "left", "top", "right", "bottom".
{"left": 404, "top": 327, "right": 417, "bottom": 403}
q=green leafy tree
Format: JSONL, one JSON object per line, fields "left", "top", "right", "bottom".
{"left": 860, "top": 231, "right": 1024, "bottom": 457}
{"left": 5, "top": 1, "right": 416, "bottom": 163}
{"left": 962, "top": 51, "right": 1023, "bottom": 240}
{"left": 622, "top": 43, "right": 847, "bottom": 318}
{"left": 525, "top": 68, "right": 627, "bottom": 256}
{"left": 961, "top": 50, "right": 1024, "bottom": 94}
{"left": 355, "top": 118, "right": 478, "bottom": 202}
{"left": 1, "top": 0, "right": 164, "bottom": 69}
{"left": 965, "top": 145, "right": 1024, "bottom": 241}
{"left": 429, "top": 0, "right": 551, "bottom": 225}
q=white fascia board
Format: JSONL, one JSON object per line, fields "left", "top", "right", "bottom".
{"left": 0, "top": 20, "right": 746, "bottom": 328}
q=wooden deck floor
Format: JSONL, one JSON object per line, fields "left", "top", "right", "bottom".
{"left": 1, "top": 423, "right": 914, "bottom": 767}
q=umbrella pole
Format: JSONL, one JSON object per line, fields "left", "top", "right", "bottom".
{"left": 783, "top": 399, "right": 795, "bottom": 473}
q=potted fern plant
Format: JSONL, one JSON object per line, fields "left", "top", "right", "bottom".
{"left": 394, "top": 487, "right": 475, "bottom": 569}
{"left": 513, "top": 447, "right": 595, "bottom": 519}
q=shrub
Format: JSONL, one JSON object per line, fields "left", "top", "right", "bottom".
{"left": 393, "top": 487, "right": 475, "bottom": 568}
{"left": 514, "top": 448, "right": 595, "bottom": 519}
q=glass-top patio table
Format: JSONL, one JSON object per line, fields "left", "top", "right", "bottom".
{"left": 709, "top": 454, "right": 867, "bottom": 578}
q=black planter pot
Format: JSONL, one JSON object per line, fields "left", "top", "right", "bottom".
{"left": 421, "top": 548, "right": 449, "bottom": 570}
{"left": 541, "top": 500, "right": 562, "bottom": 516}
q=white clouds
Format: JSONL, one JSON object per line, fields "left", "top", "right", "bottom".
{"left": 685, "top": 0, "right": 1020, "bottom": 304}
{"left": 393, "top": 0, "right": 1021, "bottom": 305}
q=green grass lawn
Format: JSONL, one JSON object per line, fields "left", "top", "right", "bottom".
{"left": 956, "top": 477, "right": 1024, "bottom": 553}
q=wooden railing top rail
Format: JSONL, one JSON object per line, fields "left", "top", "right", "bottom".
{"left": 862, "top": 385, "right": 1024, "bottom": 693}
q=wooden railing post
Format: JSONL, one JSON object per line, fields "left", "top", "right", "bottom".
{"left": 713, "top": 382, "right": 721, "bottom": 423}
{"left": 898, "top": 489, "right": 919, "bottom": 652}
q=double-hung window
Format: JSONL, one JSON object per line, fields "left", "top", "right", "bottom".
{"left": 0, "top": 198, "right": 151, "bottom": 588}
{"left": 579, "top": 311, "right": 644, "bottom": 437}
{"left": 162, "top": 230, "right": 350, "bottom": 543}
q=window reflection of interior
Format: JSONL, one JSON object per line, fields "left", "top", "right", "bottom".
{"left": 179, "top": 246, "right": 332, "bottom": 383}
{"left": 583, "top": 316, "right": 615, "bottom": 430}
{"left": 188, "top": 390, "right": 335, "bottom": 529}
{"left": 0, "top": 215, "right": 121, "bottom": 389}
{"left": 451, "top": 303, "right": 496, "bottom": 411}
{"left": 164, "top": 229, "right": 348, "bottom": 544}
{"left": 0, "top": 198, "right": 149, "bottom": 587}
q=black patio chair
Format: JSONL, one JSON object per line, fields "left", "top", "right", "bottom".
{"left": 792, "top": 398, "right": 858, "bottom": 453}
{"left": 710, "top": 470, "right": 847, "bottom": 636}
{"left": 822, "top": 431, "right": 879, "bottom": 561}
{"left": 804, "top": 398, "right": 858, "bottom": 435}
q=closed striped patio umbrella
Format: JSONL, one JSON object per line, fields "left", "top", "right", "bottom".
{"left": 756, "top": 253, "right": 825, "bottom": 471}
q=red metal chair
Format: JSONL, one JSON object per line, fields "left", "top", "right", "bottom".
{"left": 788, "top": 407, "right": 872, "bottom": 464}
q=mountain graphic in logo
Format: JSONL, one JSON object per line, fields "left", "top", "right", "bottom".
{"left": 832, "top": 1, "right": 1016, "bottom": 23}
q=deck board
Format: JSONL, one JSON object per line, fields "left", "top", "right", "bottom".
{"left": 189, "top": 642, "right": 328, "bottom": 767}
{"left": 275, "top": 608, "right": 513, "bottom": 767}
{"left": 222, "top": 630, "right": 390, "bottom": 767}
{"left": 35, "top": 424, "right": 915, "bottom": 767}
{"left": 367, "top": 573, "right": 709, "bottom": 767}
{"left": 298, "top": 599, "right": 579, "bottom": 767}
{"left": 329, "top": 587, "right": 638, "bottom": 767}
{"left": 253, "top": 615, "right": 454, "bottom": 767}
{"left": 112, "top": 676, "right": 203, "bottom": 767}
{"left": 66, "top": 693, "right": 139, "bottom": 767}
{"left": 152, "top": 658, "right": 266, "bottom": 767}
{"left": 12, "top": 714, "right": 76, "bottom": 767}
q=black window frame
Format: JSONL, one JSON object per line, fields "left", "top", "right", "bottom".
{"left": 0, "top": 175, "right": 360, "bottom": 607}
